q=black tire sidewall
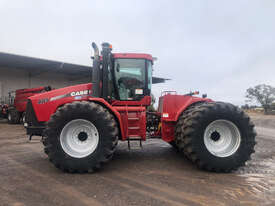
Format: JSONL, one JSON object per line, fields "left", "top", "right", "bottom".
{"left": 192, "top": 106, "right": 252, "bottom": 169}
{"left": 8, "top": 109, "right": 20, "bottom": 124}
{"left": 46, "top": 103, "right": 116, "bottom": 171}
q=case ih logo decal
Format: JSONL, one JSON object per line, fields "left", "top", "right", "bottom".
{"left": 70, "top": 90, "right": 90, "bottom": 97}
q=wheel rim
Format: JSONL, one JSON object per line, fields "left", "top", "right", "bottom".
{"left": 60, "top": 119, "right": 99, "bottom": 158}
{"left": 203, "top": 119, "right": 241, "bottom": 158}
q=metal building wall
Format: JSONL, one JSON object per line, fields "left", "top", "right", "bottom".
{"left": 0, "top": 66, "right": 90, "bottom": 104}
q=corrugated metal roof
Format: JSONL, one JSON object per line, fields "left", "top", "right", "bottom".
{"left": 0, "top": 52, "right": 168, "bottom": 83}
{"left": 0, "top": 52, "right": 91, "bottom": 75}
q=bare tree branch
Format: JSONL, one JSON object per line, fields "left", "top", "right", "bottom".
{"left": 245, "top": 84, "right": 275, "bottom": 113}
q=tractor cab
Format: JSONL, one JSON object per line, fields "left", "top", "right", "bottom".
{"left": 91, "top": 43, "right": 153, "bottom": 106}
{"left": 112, "top": 54, "right": 152, "bottom": 101}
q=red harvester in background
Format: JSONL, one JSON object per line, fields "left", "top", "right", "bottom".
{"left": 7, "top": 86, "right": 52, "bottom": 124}
{"left": 0, "top": 104, "right": 9, "bottom": 118}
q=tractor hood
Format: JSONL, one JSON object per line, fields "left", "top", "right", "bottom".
{"left": 29, "top": 83, "right": 92, "bottom": 102}
{"left": 28, "top": 83, "right": 92, "bottom": 122}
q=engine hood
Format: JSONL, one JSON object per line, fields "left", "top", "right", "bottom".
{"left": 29, "top": 83, "right": 92, "bottom": 102}
{"left": 27, "top": 83, "right": 93, "bottom": 122}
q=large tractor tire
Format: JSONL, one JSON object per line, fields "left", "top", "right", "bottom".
{"left": 175, "top": 102, "right": 256, "bottom": 172}
{"left": 43, "top": 101, "right": 119, "bottom": 173}
{"left": 7, "top": 108, "right": 21, "bottom": 124}
{"left": 169, "top": 141, "right": 178, "bottom": 150}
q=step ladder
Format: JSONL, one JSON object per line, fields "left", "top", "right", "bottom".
{"left": 126, "top": 108, "right": 143, "bottom": 150}
{"left": 127, "top": 135, "right": 143, "bottom": 150}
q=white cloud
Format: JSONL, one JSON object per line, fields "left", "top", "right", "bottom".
{"left": 0, "top": 0, "right": 275, "bottom": 105}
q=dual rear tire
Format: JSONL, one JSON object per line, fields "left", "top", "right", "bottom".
{"left": 175, "top": 102, "right": 256, "bottom": 172}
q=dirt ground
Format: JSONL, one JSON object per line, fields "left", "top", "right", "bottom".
{"left": 0, "top": 114, "right": 274, "bottom": 206}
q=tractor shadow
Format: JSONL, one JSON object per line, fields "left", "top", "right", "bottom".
{"left": 103, "top": 139, "right": 198, "bottom": 174}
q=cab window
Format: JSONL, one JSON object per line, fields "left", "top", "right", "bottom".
{"left": 114, "top": 59, "right": 146, "bottom": 100}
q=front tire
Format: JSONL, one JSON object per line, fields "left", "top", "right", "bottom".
{"left": 175, "top": 102, "right": 256, "bottom": 172}
{"left": 7, "top": 108, "right": 20, "bottom": 124}
{"left": 168, "top": 141, "right": 179, "bottom": 150}
{"left": 43, "top": 101, "right": 119, "bottom": 173}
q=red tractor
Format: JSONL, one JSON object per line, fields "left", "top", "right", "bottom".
{"left": 7, "top": 86, "right": 52, "bottom": 124}
{"left": 0, "top": 104, "right": 9, "bottom": 118}
{"left": 25, "top": 42, "right": 256, "bottom": 173}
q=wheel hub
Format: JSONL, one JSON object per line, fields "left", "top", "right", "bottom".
{"left": 210, "top": 131, "right": 221, "bottom": 142}
{"left": 78, "top": 132, "right": 88, "bottom": 142}
{"left": 203, "top": 119, "right": 241, "bottom": 158}
{"left": 60, "top": 119, "right": 99, "bottom": 158}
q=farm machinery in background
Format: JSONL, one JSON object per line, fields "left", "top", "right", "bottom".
{"left": 7, "top": 86, "right": 52, "bottom": 124}
{"left": 25, "top": 42, "right": 256, "bottom": 173}
{"left": 0, "top": 104, "right": 8, "bottom": 118}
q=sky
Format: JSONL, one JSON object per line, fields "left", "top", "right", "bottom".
{"left": 0, "top": 0, "right": 275, "bottom": 106}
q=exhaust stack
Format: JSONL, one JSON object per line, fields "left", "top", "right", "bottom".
{"left": 91, "top": 42, "right": 100, "bottom": 97}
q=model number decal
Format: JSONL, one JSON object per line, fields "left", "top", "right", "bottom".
{"left": 38, "top": 98, "right": 49, "bottom": 104}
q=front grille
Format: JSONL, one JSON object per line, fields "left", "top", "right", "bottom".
{"left": 25, "top": 100, "right": 45, "bottom": 136}
{"left": 26, "top": 100, "right": 40, "bottom": 126}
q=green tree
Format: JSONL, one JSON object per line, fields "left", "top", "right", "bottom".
{"left": 241, "top": 104, "right": 249, "bottom": 110}
{"left": 246, "top": 84, "right": 275, "bottom": 113}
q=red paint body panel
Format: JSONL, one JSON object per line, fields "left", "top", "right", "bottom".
{"left": 113, "top": 106, "right": 146, "bottom": 140}
{"left": 86, "top": 97, "right": 125, "bottom": 140}
{"left": 158, "top": 94, "right": 213, "bottom": 142}
{"left": 28, "top": 83, "right": 212, "bottom": 143}
{"left": 112, "top": 53, "right": 153, "bottom": 61}
{"left": 86, "top": 98, "right": 149, "bottom": 140}
{"left": 29, "top": 83, "right": 147, "bottom": 141}
{"left": 159, "top": 94, "right": 212, "bottom": 122}
{"left": 29, "top": 84, "right": 93, "bottom": 122}
{"left": 111, "top": 96, "right": 151, "bottom": 106}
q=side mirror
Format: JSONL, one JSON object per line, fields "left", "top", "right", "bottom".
{"left": 92, "top": 42, "right": 99, "bottom": 59}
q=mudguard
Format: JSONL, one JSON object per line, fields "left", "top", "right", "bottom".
{"left": 159, "top": 94, "right": 212, "bottom": 142}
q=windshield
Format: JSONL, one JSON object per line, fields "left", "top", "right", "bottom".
{"left": 114, "top": 59, "right": 146, "bottom": 100}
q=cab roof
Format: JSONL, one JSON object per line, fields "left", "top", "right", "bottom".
{"left": 112, "top": 53, "right": 153, "bottom": 61}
